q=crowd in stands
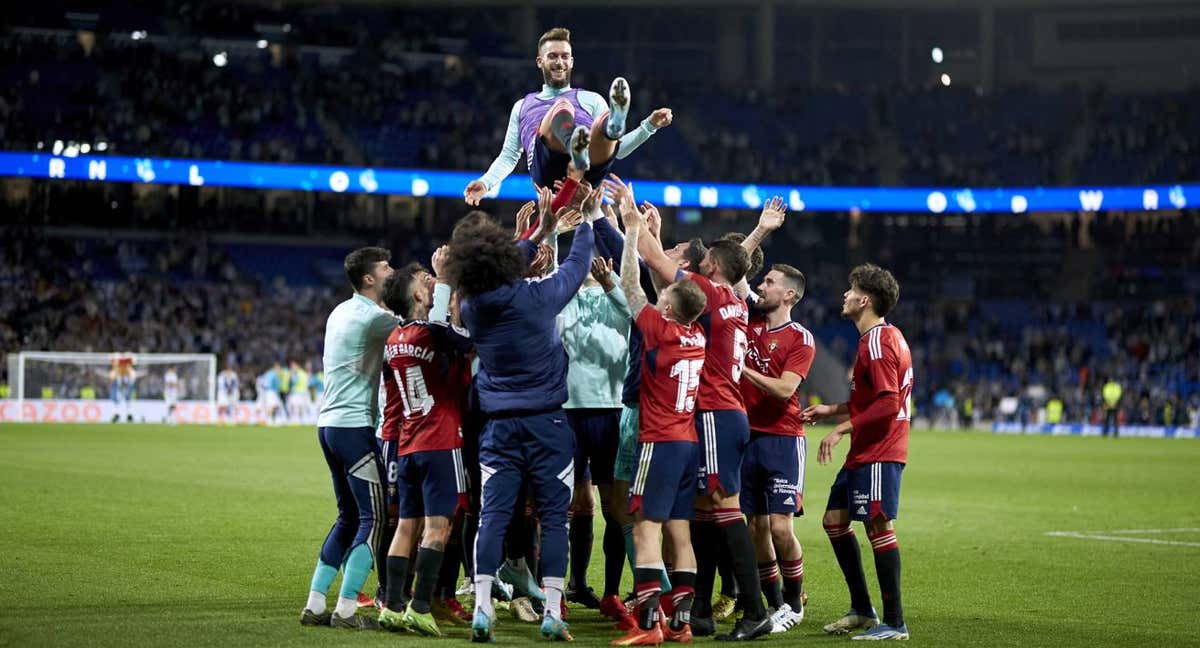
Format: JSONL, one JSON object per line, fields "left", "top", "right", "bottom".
{"left": 3, "top": 203, "right": 1197, "bottom": 428}
{"left": 2, "top": 25, "right": 1197, "bottom": 187}
{"left": 2, "top": 8, "right": 1197, "bottom": 427}
{"left": 0, "top": 229, "right": 338, "bottom": 400}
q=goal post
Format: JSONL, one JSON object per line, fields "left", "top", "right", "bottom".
{"left": 7, "top": 351, "right": 217, "bottom": 424}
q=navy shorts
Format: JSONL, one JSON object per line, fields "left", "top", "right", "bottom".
{"left": 529, "top": 135, "right": 621, "bottom": 189}
{"left": 740, "top": 432, "right": 806, "bottom": 516}
{"left": 629, "top": 441, "right": 699, "bottom": 521}
{"left": 696, "top": 409, "right": 751, "bottom": 497}
{"left": 379, "top": 438, "right": 400, "bottom": 516}
{"left": 396, "top": 448, "right": 468, "bottom": 519}
{"left": 567, "top": 408, "right": 621, "bottom": 486}
{"left": 826, "top": 461, "right": 904, "bottom": 522}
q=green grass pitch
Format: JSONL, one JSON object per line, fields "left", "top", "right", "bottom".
{"left": 1, "top": 423, "right": 1198, "bottom": 647}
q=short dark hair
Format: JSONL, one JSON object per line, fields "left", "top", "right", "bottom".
{"left": 772, "top": 263, "right": 806, "bottom": 301}
{"left": 849, "top": 263, "right": 900, "bottom": 317}
{"left": 538, "top": 27, "right": 571, "bottom": 52}
{"left": 381, "top": 262, "right": 426, "bottom": 318}
{"left": 669, "top": 279, "right": 708, "bottom": 324}
{"left": 681, "top": 238, "right": 707, "bottom": 273}
{"left": 444, "top": 216, "right": 526, "bottom": 298}
{"left": 344, "top": 246, "right": 390, "bottom": 292}
{"left": 720, "top": 232, "right": 763, "bottom": 280}
{"left": 706, "top": 239, "right": 750, "bottom": 284}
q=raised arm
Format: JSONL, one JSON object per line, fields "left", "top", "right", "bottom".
{"left": 618, "top": 203, "right": 648, "bottom": 315}
{"left": 741, "top": 195, "right": 786, "bottom": 254}
{"left": 615, "top": 109, "right": 672, "bottom": 159}
{"left": 605, "top": 174, "right": 676, "bottom": 286}
{"left": 429, "top": 245, "right": 452, "bottom": 323}
{"left": 527, "top": 209, "right": 594, "bottom": 312}
{"left": 466, "top": 100, "right": 524, "bottom": 205}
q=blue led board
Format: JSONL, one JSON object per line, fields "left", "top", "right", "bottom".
{"left": 0, "top": 151, "right": 1194, "bottom": 213}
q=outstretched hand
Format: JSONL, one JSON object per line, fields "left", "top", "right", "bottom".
{"left": 641, "top": 201, "right": 662, "bottom": 240}
{"left": 431, "top": 245, "right": 450, "bottom": 278}
{"left": 602, "top": 173, "right": 637, "bottom": 216}
{"left": 758, "top": 195, "right": 787, "bottom": 232}
{"left": 590, "top": 257, "right": 616, "bottom": 290}
{"left": 801, "top": 402, "right": 838, "bottom": 425}
{"left": 514, "top": 200, "right": 536, "bottom": 240}
{"left": 580, "top": 182, "right": 606, "bottom": 218}
{"left": 464, "top": 180, "right": 487, "bottom": 206}
{"left": 556, "top": 207, "right": 586, "bottom": 233}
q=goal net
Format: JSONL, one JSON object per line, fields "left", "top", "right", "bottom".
{"left": 6, "top": 351, "right": 216, "bottom": 424}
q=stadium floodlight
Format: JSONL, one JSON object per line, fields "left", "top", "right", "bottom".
{"left": 131, "top": 30, "right": 147, "bottom": 41}
{"left": 941, "top": 73, "right": 952, "bottom": 87}
{"left": 931, "top": 47, "right": 944, "bottom": 63}
{"left": 212, "top": 51, "right": 228, "bottom": 67}
{"left": 256, "top": 39, "right": 268, "bottom": 49}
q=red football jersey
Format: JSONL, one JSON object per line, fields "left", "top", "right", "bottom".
{"left": 381, "top": 320, "right": 473, "bottom": 455}
{"left": 741, "top": 315, "right": 816, "bottom": 436}
{"left": 635, "top": 305, "right": 707, "bottom": 443}
{"left": 679, "top": 271, "right": 749, "bottom": 412}
{"left": 845, "top": 323, "right": 913, "bottom": 469}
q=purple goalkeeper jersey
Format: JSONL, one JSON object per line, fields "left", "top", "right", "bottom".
{"left": 517, "top": 88, "right": 596, "bottom": 159}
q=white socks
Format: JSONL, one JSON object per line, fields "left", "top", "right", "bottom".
{"left": 474, "top": 575, "right": 495, "bottom": 618}
{"left": 543, "top": 576, "right": 564, "bottom": 620}
{"left": 333, "top": 596, "right": 357, "bottom": 619}
{"left": 306, "top": 591, "right": 326, "bottom": 615}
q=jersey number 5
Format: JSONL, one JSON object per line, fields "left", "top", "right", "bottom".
{"left": 731, "top": 329, "right": 747, "bottom": 382}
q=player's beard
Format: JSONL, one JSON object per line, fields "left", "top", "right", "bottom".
{"left": 543, "top": 66, "right": 571, "bottom": 89}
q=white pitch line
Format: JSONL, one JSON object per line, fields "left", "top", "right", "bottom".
{"left": 1102, "top": 528, "right": 1200, "bottom": 535}
{"left": 1045, "top": 531, "right": 1200, "bottom": 547}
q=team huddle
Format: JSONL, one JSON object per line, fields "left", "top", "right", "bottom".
{"left": 299, "top": 27, "right": 913, "bottom": 644}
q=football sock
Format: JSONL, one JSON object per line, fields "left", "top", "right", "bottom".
{"left": 780, "top": 558, "right": 804, "bottom": 611}
{"left": 306, "top": 590, "right": 327, "bottom": 615}
{"left": 825, "top": 522, "right": 873, "bottom": 615}
{"left": 462, "top": 512, "right": 478, "bottom": 579}
{"left": 544, "top": 576, "right": 565, "bottom": 620}
{"left": 309, "top": 559, "right": 338, "bottom": 599}
{"left": 333, "top": 596, "right": 357, "bottom": 619}
{"left": 714, "top": 509, "right": 766, "bottom": 620}
{"left": 602, "top": 510, "right": 625, "bottom": 597}
{"left": 669, "top": 569, "right": 697, "bottom": 630}
{"left": 411, "top": 547, "right": 445, "bottom": 614}
{"left": 634, "top": 566, "right": 664, "bottom": 630}
{"left": 868, "top": 529, "right": 903, "bottom": 627}
{"left": 385, "top": 555, "right": 410, "bottom": 611}
{"left": 473, "top": 574, "right": 495, "bottom": 618}
{"left": 337, "top": 543, "right": 374, "bottom": 603}
{"left": 717, "top": 534, "right": 738, "bottom": 599}
{"left": 690, "top": 511, "right": 718, "bottom": 618}
{"left": 569, "top": 512, "right": 594, "bottom": 591}
{"left": 436, "top": 517, "right": 464, "bottom": 598}
{"left": 758, "top": 561, "right": 784, "bottom": 609}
